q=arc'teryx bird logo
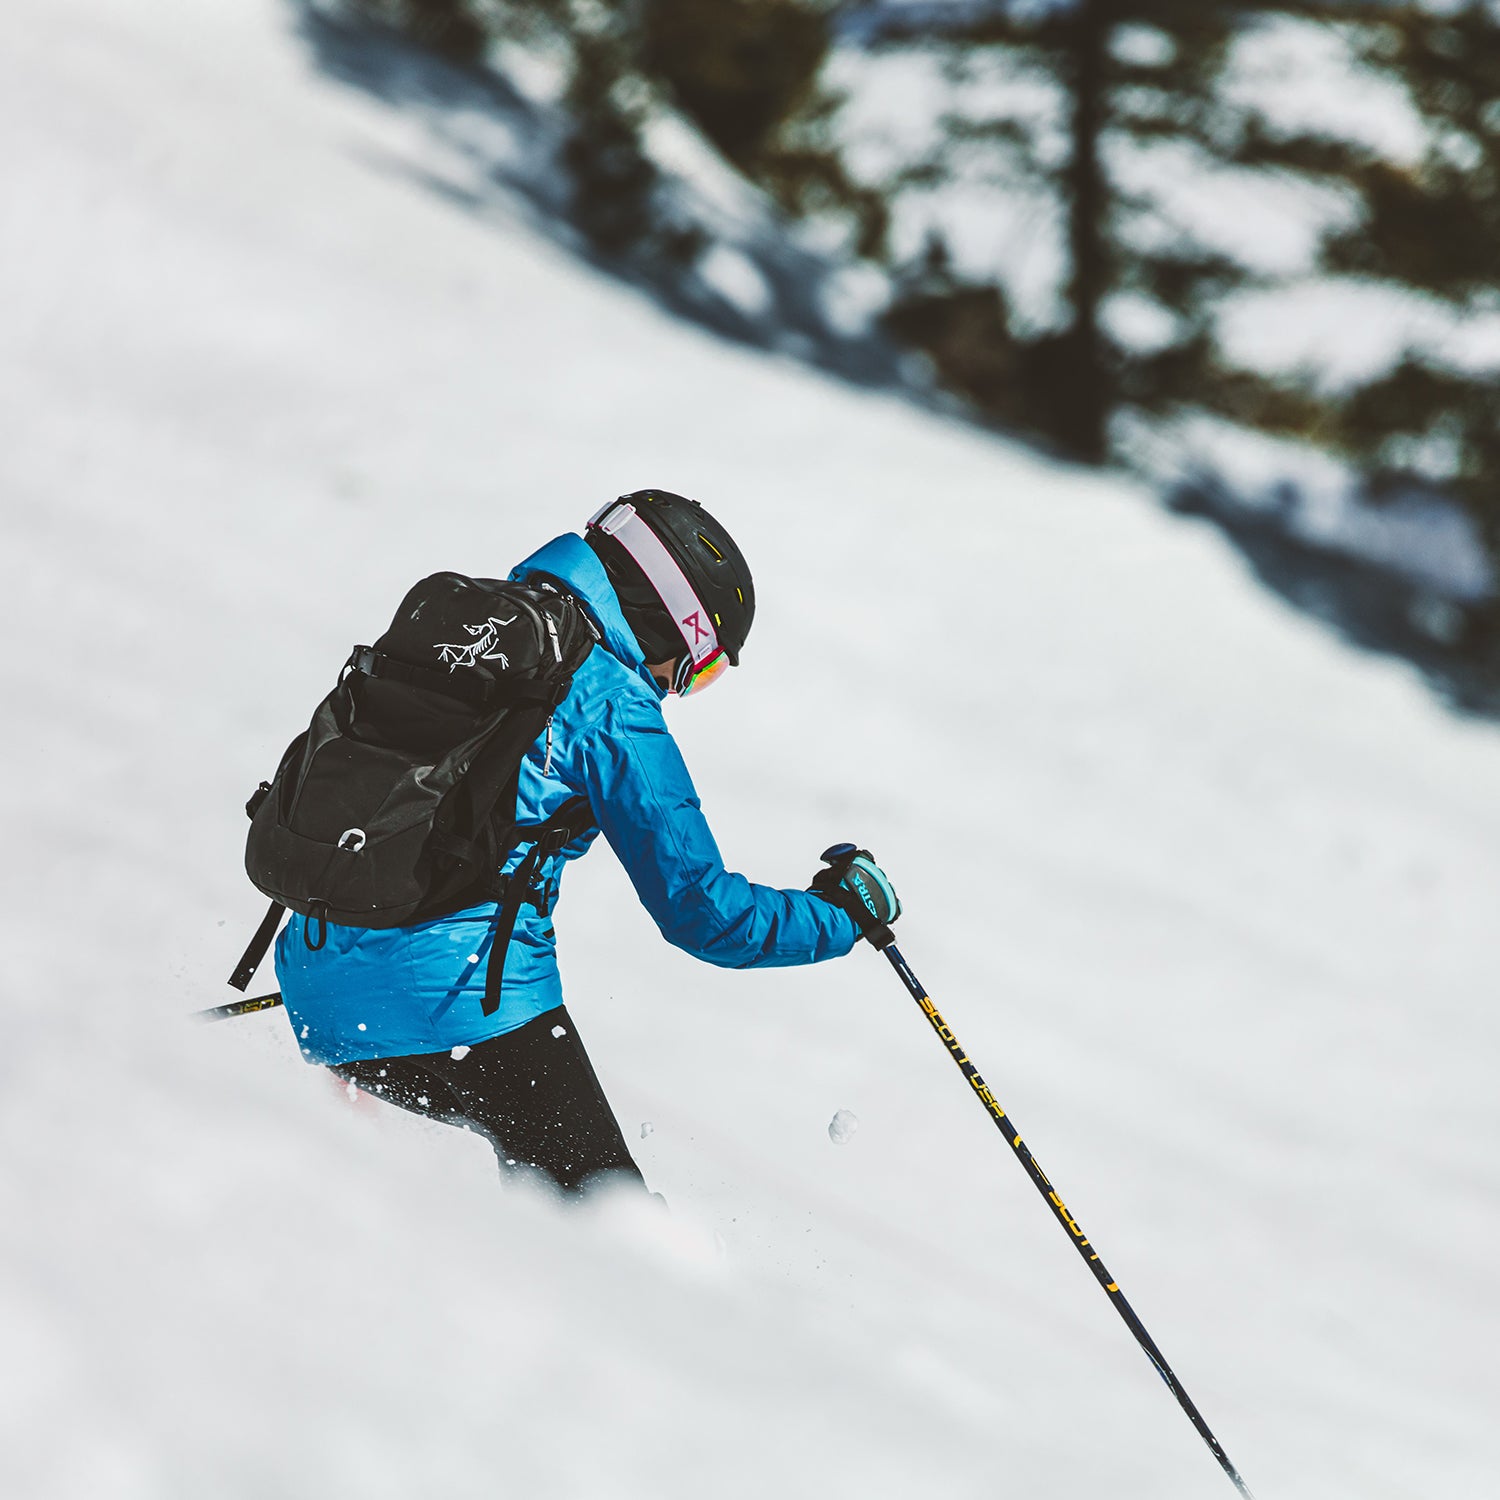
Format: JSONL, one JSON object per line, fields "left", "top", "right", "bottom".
{"left": 435, "top": 615, "right": 517, "bottom": 672}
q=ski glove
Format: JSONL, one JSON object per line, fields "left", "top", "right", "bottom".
{"left": 810, "top": 844, "right": 901, "bottom": 951}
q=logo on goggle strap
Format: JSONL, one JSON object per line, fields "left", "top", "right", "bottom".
{"left": 682, "top": 610, "right": 711, "bottom": 645}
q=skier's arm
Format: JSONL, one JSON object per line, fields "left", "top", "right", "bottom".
{"left": 577, "top": 700, "right": 860, "bottom": 968}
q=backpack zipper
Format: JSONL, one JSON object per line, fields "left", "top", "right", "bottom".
{"left": 543, "top": 612, "right": 563, "bottom": 774}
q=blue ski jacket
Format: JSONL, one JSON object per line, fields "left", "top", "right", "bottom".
{"left": 274, "top": 533, "right": 860, "bottom": 1065}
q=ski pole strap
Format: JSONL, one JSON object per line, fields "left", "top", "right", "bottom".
{"left": 480, "top": 797, "right": 593, "bottom": 1016}
{"left": 228, "top": 898, "right": 287, "bottom": 991}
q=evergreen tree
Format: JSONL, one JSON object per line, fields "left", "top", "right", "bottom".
{"left": 346, "top": 0, "right": 491, "bottom": 62}
{"left": 638, "top": 0, "right": 888, "bottom": 255}
{"left": 352, "top": 0, "right": 880, "bottom": 255}
{"left": 403, "top": 0, "right": 489, "bottom": 61}
{"left": 1317, "top": 2, "right": 1500, "bottom": 553}
{"left": 867, "top": 2, "right": 1380, "bottom": 463}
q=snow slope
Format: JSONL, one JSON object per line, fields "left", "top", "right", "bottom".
{"left": 3, "top": 3, "right": 1499, "bottom": 1496}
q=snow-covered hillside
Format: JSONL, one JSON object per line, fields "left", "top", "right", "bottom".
{"left": 3, "top": 3, "right": 1499, "bottom": 1497}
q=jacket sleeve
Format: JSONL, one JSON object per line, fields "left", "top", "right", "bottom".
{"left": 575, "top": 696, "right": 860, "bottom": 968}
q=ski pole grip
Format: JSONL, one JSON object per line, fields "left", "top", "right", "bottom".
{"left": 814, "top": 843, "right": 898, "bottom": 950}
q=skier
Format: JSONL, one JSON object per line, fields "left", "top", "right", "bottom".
{"left": 273, "top": 491, "right": 900, "bottom": 1196}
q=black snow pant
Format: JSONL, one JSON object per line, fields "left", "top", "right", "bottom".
{"left": 331, "top": 1006, "right": 646, "bottom": 1197}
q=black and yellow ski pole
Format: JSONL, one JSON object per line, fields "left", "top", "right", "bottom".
{"left": 880, "top": 939, "right": 1255, "bottom": 1498}
{"left": 193, "top": 991, "right": 284, "bottom": 1023}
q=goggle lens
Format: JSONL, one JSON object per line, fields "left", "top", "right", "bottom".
{"left": 675, "top": 648, "right": 730, "bottom": 697}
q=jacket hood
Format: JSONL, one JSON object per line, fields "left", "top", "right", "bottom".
{"left": 509, "top": 533, "right": 666, "bottom": 700}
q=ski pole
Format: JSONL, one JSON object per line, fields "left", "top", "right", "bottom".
{"left": 880, "top": 940, "right": 1255, "bottom": 1499}
{"left": 193, "top": 991, "right": 284, "bottom": 1023}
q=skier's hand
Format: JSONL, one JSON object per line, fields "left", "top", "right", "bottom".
{"left": 810, "top": 844, "right": 901, "bottom": 950}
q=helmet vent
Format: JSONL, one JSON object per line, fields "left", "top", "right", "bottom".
{"left": 698, "top": 534, "right": 724, "bottom": 561}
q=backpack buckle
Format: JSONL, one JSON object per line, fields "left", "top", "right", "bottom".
{"left": 538, "top": 825, "right": 572, "bottom": 856}
{"left": 345, "top": 645, "right": 378, "bottom": 680}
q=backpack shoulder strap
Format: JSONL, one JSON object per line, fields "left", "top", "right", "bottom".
{"left": 480, "top": 796, "right": 594, "bottom": 1015}
{"left": 548, "top": 795, "right": 597, "bottom": 845}
{"left": 227, "top": 898, "right": 287, "bottom": 991}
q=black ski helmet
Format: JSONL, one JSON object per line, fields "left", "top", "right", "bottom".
{"left": 585, "top": 490, "right": 756, "bottom": 669}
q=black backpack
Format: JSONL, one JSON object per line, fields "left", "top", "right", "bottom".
{"left": 228, "top": 572, "right": 597, "bottom": 1015}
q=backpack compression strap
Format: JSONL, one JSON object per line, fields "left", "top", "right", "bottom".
{"left": 228, "top": 898, "right": 287, "bottom": 991}
{"left": 228, "top": 798, "right": 595, "bottom": 1010}
{"left": 346, "top": 646, "right": 562, "bottom": 711}
{"left": 481, "top": 796, "right": 594, "bottom": 1016}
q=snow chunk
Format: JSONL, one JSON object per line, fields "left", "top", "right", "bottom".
{"left": 450, "top": 1045, "right": 471, "bottom": 1061}
{"left": 640, "top": 1121, "right": 654, "bottom": 1140}
{"left": 551, "top": 1024, "right": 567, "bottom": 1039}
{"left": 828, "top": 1109, "right": 859, "bottom": 1146}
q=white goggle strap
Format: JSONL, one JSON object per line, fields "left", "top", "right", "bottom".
{"left": 588, "top": 500, "right": 720, "bottom": 667}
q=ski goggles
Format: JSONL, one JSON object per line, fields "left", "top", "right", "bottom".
{"left": 672, "top": 645, "right": 730, "bottom": 697}
{"left": 589, "top": 498, "right": 729, "bottom": 696}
